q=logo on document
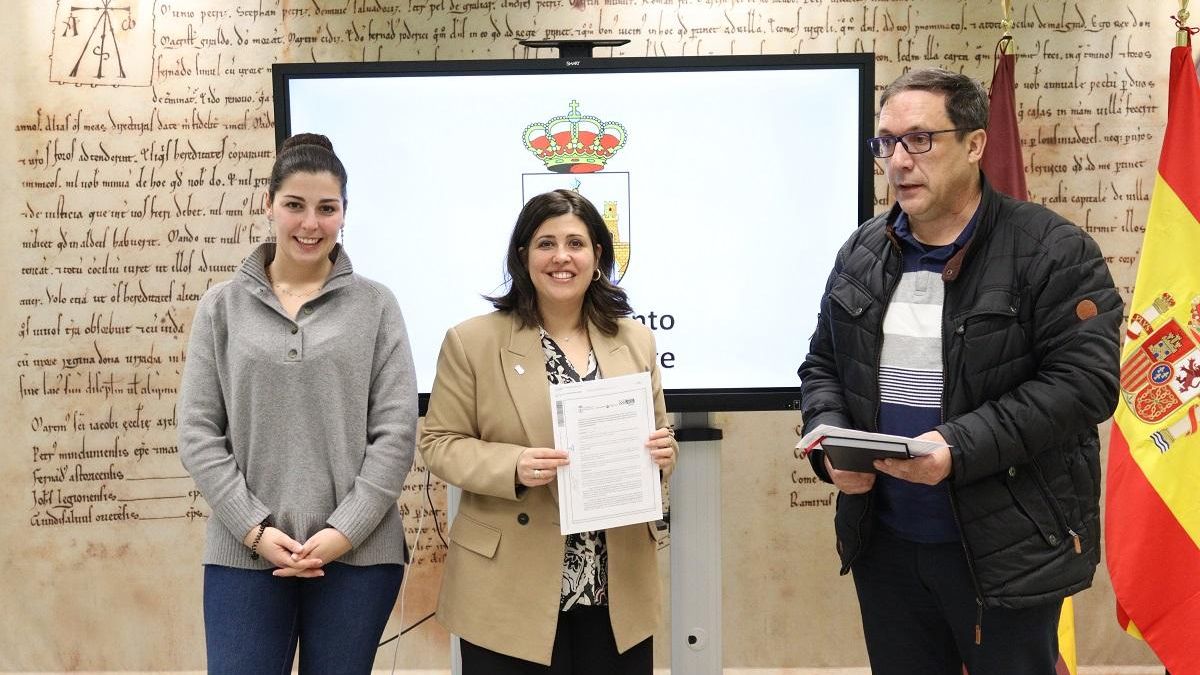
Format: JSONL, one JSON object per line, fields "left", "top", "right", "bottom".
{"left": 521, "top": 100, "right": 631, "bottom": 282}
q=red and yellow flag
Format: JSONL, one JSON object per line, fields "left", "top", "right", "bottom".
{"left": 1105, "top": 39, "right": 1200, "bottom": 675}
{"left": 981, "top": 36, "right": 1077, "bottom": 675}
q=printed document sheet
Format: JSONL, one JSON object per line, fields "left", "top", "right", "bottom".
{"left": 550, "top": 371, "right": 663, "bottom": 535}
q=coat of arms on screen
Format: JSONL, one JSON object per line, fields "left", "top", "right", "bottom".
{"left": 521, "top": 100, "right": 632, "bottom": 282}
{"left": 1120, "top": 293, "right": 1200, "bottom": 453}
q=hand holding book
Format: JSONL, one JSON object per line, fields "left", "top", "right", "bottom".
{"left": 797, "top": 425, "right": 951, "bottom": 474}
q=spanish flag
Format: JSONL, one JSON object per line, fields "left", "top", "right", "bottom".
{"left": 1105, "top": 39, "right": 1200, "bottom": 674}
{"left": 981, "top": 36, "right": 1077, "bottom": 675}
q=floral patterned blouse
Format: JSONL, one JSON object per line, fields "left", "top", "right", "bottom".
{"left": 539, "top": 327, "right": 608, "bottom": 610}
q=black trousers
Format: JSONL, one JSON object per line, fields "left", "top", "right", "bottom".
{"left": 459, "top": 605, "right": 652, "bottom": 675}
{"left": 851, "top": 526, "right": 1063, "bottom": 675}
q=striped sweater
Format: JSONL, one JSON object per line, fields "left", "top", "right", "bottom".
{"left": 874, "top": 211, "right": 977, "bottom": 543}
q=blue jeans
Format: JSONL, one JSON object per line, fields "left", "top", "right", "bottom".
{"left": 203, "top": 562, "right": 404, "bottom": 675}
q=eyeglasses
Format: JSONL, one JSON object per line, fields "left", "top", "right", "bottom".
{"left": 867, "top": 129, "right": 975, "bottom": 158}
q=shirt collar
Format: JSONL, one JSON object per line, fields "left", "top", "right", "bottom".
{"left": 892, "top": 204, "right": 981, "bottom": 259}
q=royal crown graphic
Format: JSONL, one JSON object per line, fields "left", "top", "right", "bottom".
{"left": 523, "top": 100, "right": 626, "bottom": 173}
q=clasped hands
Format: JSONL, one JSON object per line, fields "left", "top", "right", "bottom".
{"left": 825, "top": 430, "right": 952, "bottom": 495}
{"left": 243, "top": 525, "right": 351, "bottom": 578}
{"left": 516, "top": 426, "right": 677, "bottom": 487}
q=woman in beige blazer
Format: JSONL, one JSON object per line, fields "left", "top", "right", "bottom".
{"left": 420, "top": 189, "right": 677, "bottom": 674}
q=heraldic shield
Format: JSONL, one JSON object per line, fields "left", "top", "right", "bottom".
{"left": 1120, "top": 314, "right": 1200, "bottom": 424}
{"left": 520, "top": 99, "right": 632, "bottom": 283}
{"left": 520, "top": 173, "right": 632, "bottom": 283}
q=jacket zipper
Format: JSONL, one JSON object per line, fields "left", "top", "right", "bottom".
{"left": 873, "top": 240, "right": 903, "bottom": 438}
{"left": 843, "top": 236, "right": 903, "bottom": 573}
{"left": 948, "top": 487, "right": 986, "bottom": 643}
{"left": 945, "top": 285, "right": 987, "bottom": 644}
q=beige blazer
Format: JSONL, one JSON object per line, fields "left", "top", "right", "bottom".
{"left": 420, "top": 311, "right": 675, "bottom": 665}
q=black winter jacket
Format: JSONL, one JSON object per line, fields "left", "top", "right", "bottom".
{"left": 799, "top": 175, "right": 1122, "bottom": 609}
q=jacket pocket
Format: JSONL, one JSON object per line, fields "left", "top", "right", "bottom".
{"left": 449, "top": 513, "right": 502, "bottom": 559}
{"left": 950, "top": 295, "right": 1033, "bottom": 400}
{"left": 829, "top": 274, "right": 875, "bottom": 320}
{"left": 953, "top": 298, "right": 1021, "bottom": 354}
{"left": 1004, "top": 465, "right": 1066, "bottom": 548}
{"left": 1063, "top": 435, "right": 1101, "bottom": 528}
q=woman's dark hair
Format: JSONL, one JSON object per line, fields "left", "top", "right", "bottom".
{"left": 267, "top": 132, "right": 348, "bottom": 203}
{"left": 487, "top": 189, "right": 632, "bottom": 336}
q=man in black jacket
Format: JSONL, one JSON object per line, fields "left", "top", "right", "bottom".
{"left": 798, "top": 68, "right": 1122, "bottom": 674}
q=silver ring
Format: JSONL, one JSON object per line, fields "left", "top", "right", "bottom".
{"left": 534, "top": 468, "right": 541, "bottom": 479}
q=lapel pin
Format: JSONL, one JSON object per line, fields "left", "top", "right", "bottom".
{"left": 514, "top": 364, "right": 525, "bottom": 375}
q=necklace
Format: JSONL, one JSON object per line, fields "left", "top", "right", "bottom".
{"left": 542, "top": 324, "right": 584, "bottom": 343}
{"left": 274, "top": 283, "right": 322, "bottom": 299}
{"left": 266, "top": 267, "right": 323, "bottom": 299}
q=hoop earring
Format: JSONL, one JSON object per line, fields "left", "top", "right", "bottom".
{"left": 592, "top": 269, "right": 602, "bottom": 282}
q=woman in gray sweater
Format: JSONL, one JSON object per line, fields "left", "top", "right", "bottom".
{"left": 178, "top": 134, "right": 417, "bottom": 674}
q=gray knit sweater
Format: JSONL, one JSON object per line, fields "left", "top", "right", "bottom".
{"left": 179, "top": 243, "right": 417, "bottom": 568}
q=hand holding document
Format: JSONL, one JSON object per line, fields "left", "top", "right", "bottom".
{"left": 796, "top": 424, "right": 951, "bottom": 473}
{"left": 550, "top": 371, "right": 663, "bottom": 535}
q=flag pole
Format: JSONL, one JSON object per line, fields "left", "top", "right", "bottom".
{"left": 1162, "top": 11, "right": 1183, "bottom": 675}
{"left": 1179, "top": 0, "right": 1191, "bottom": 47}
{"left": 1000, "top": 0, "right": 1016, "bottom": 54}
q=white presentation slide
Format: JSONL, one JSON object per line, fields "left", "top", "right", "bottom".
{"left": 286, "top": 63, "right": 866, "bottom": 399}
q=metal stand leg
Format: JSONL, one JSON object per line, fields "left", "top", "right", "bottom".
{"left": 671, "top": 411, "right": 723, "bottom": 674}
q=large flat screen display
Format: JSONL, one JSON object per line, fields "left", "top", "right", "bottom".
{"left": 274, "top": 54, "right": 874, "bottom": 412}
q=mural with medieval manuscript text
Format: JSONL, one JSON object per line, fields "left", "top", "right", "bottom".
{"left": 0, "top": 0, "right": 1180, "bottom": 670}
